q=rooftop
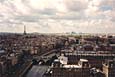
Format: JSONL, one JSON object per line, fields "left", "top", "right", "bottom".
{"left": 80, "top": 59, "right": 88, "bottom": 62}
{"left": 63, "top": 65, "right": 82, "bottom": 68}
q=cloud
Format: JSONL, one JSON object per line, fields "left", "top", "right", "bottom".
{"left": 0, "top": 0, "right": 114, "bottom": 33}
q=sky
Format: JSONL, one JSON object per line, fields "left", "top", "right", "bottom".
{"left": 0, "top": 0, "right": 115, "bottom": 33}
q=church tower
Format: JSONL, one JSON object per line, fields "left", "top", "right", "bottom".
{"left": 103, "top": 60, "right": 115, "bottom": 77}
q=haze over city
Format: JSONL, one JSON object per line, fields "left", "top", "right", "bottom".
{"left": 0, "top": 0, "right": 114, "bottom": 33}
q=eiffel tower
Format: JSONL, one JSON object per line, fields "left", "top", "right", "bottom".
{"left": 24, "top": 25, "right": 26, "bottom": 35}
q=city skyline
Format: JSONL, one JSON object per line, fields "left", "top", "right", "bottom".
{"left": 0, "top": 0, "right": 115, "bottom": 33}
